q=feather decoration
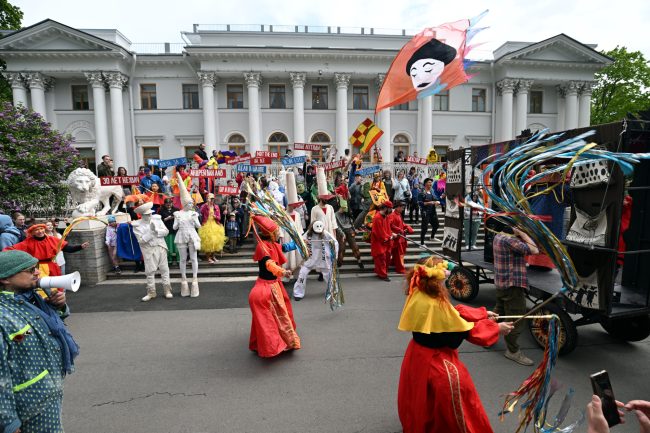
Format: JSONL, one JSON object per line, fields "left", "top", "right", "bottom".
{"left": 325, "top": 237, "right": 344, "bottom": 310}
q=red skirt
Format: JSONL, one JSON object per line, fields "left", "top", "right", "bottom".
{"left": 398, "top": 340, "right": 493, "bottom": 433}
{"left": 248, "top": 278, "right": 300, "bottom": 358}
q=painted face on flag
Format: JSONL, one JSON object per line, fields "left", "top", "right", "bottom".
{"left": 406, "top": 39, "right": 457, "bottom": 91}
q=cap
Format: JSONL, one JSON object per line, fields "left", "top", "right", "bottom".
{"left": 0, "top": 250, "right": 38, "bottom": 279}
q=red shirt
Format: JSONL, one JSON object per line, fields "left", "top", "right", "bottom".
{"left": 370, "top": 212, "right": 392, "bottom": 256}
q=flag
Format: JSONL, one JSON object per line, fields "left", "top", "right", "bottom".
{"left": 349, "top": 118, "right": 384, "bottom": 154}
{"left": 375, "top": 11, "right": 487, "bottom": 113}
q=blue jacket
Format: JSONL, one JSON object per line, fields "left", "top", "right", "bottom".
{"left": 139, "top": 175, "right": 163, "bottom": 193}
{"left": 225, "top": 220, "right": 240, "bottom": 238}
{"left": 0, "top": 216, "right": 20, "bottom": 251}
{"left": 418, "top": 188, "right": 440, "bottom": 213}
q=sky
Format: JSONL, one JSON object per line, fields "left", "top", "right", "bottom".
{"left": 13, "top": 0, "right": 650, "bottom": 59}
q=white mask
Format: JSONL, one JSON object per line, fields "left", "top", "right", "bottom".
{"left": 409, "top": 58, "right": 445, "bottom": 91}
{"left": 312, "top": 220, "right": 325, "bottom": 234}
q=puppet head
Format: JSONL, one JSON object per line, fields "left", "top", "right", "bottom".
{"left": 312, "top": 220, "right": 325, "bottom": 234}
{"left": 406, "top": 39, "right": 457, "bottom": 91}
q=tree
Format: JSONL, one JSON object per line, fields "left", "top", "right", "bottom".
{"left": 0, "top": 102, "right": 82, "bottom": 214}
{"left": 0, "top": 0, "right": 23, "bottom": 103}
{"left": 591, "top": 46, "right": 650, "bottom": 125}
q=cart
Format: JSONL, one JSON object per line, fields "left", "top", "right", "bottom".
{"left": 443, "top": 121, "right": 650, "bottom": 355}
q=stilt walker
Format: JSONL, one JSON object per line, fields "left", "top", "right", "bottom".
{"left": 293, "top": 221, "right": 339, "bottom": 301}
{"left": 284, "top": 171, "right": 305, "bottom": 276}
{"left": 173, "top": 173, "right": 202, "bottom": 297}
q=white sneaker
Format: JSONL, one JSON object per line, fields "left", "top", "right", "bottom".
{"left": 180, "top": 281, "right": 190, "bottom": 297}
{"left": 505, "top": 350, "right": 534, "bottom": 366}
{"left": 141, "top": 293, "right": 156, "bottom": 302}
{"left": 191, "top": 280, "right": 199, "bottom": 298}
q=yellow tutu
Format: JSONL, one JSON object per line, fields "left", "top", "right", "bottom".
{"left": 199, "top": 215, "right": 227, "bottom": 253}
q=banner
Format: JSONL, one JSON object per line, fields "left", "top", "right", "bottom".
{"left": 189, "top": 169, "right": 226, "bottom": 178}
{"left": 236, "top": 164, "right": 266, "bottom": 173}
{"left": 146, "top": 157, "right": 187, "bottom": 168}
{"left": 226, "top": 155, "right": 252, "bottom": 165}
{"left": 320, "top": 160, "right": 346, "bottom": 172}
{"left": 217, "top": 186, "right": 240, "bottom": 196}
{"left": 251, "top": 157, "right": 272, "bottom": 165}
{"left": 282, "top": 155, "right": 307, "bottom": 166}
{"left": 355, "top": 165, "right": 382, "bottom": 176}
{"left": 406, "top": 156, "right": 427, "bottom": 165}
{"left": 294, "top": 142, "right": 322, "bottom": 152}
{"left": 255, "top": 151, "right": 279, "bottom": 159}
{"left": 100, "top": 176, "right": 140, "bottom": 186}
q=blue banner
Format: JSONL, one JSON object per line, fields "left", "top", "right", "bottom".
{"left": 282, "top": 155, "right": 307, "bottom": 166}
{"left": 236, "top": 164, "right": 266, "bottom": 173}
{"left": 355, "top": 165, "right": 382, "bottom": 176}
{"left": 147, "top": 157, "right": 187, "bottom": 168}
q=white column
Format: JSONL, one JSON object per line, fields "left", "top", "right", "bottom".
{"left": 213, "top": 78, "right": 220, "bottom": 150}
{"left": 3, "top": 72, "right": 28, "bottom": 107}
{"left": 85, "top": 72, "right": 110, "bottom": 164}
{"left": 578, "top": 81, "right": 594, "bottom": 128}
{"left": 515, "top": 79, "right": 533, "bottom": 136}
{"left": 25, "top": 73, "right": 47, "bottom": 121}
{"left": 244, "top": 72, "right": 262, "bottom": 154}
{"left": 290, "top": 72, "right": 307, "bottom": 156}
{"left": 375, "top": 74, "right": 391, "bottom": 162}
{"left": 556, "top": 85, "right": 566, "bottom": 131}
{"left": 198, "top": 71, "right": 217, "bottom": 151}
{"left": 105, "top": 72, "right": 129, "bottom": 170}
{"left": 497, "top": 78, "right": 516, "bottom": 141}
{"left": 420, "top": 95, "right": 432, "bottom": 156}
{"left": 416, "top": 98, "right": 423, "bottom": 156}
{"left": 334, "top": 73, "right": 351, "bottom": 157}
{"left": 565, "top": 81, "right": 580, "bottom": 130}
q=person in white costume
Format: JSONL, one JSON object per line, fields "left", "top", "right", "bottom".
{"left": 283, "top": 171, "right": 305, "bottom": 278}
{"left": 292, "top": 220, "right": 338, "bottom": 301}
{"left": 173, "top": 173, "right": 202, "bottom": 297}
{"left": 132, "top": 201, "right": 172, "bottom": 301}
{"left": 310, "top": 167, "right": 337, "bottom": 238}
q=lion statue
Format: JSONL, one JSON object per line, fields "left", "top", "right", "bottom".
{"left": 66, "top": 167, "right": 124, "bottom": 217}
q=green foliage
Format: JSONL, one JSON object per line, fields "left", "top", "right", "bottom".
{"left": 591, "top": 46, "right": 650, "bottom": 124}
{"left": 0, "top": 102, "right": 82, "bottom": 215}
{"left": 0, "top": 0, "right": 23, "bottom": 103}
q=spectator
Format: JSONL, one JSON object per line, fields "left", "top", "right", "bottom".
{"left": 139, "top": 167, "right": 163, "bottom": 193}
{"left": 193, "top": 143, "right": 209, "bottom": 167}
{"left": 161, "top": 176, "right": 172, "bottom": 195}
{"left": 383, "top": 170, "right": 395, "bottom": 201}
{"left": 418, "top": 178, "right": 441, "bottom": 245}
{"left": 45, "top": 220, "right": 66, "bottom": 274}
{"left": 105, "top": 215, "right": 121, "bottom": 274}
{"left": 12, "top": 212, "right": 27, "bottom": 242}
{"left": 407, "top": 168, "right": 421, "bottom": 223}
{"left": 392, "top": 170, "right": 411, "bottom": 205}
{"left": 137, "top": 166, "right": 146, "bottom": 180}
{"left": 464, "top": 190, "right": 483, "bottom": 250}
{"left": 394, "top": 150, "right": 405, "bottom": 162}
{"left": 0, "top": 214, "right": 21, "bottom": 250}
{"left": 349, "top": 173, "right": 363, "bottom": 220}
{"left": 225, "top": 213, "right": 240, "bottom": 253}
{"left": 97, "top": 154, "right": 115, "bottom": 177}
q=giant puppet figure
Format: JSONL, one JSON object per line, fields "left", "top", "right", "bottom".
{"left": 173, "top": 173, "right": 202, "bottom": 297}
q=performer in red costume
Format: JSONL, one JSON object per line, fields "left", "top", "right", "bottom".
{"left": 397, "top": 256, "right": 513, "bottom": 433}
{"left": 248, "top": 215, "right": 301, "bottom": 358}
{"left": 388, "top": 201, "right": 414, "bottom": 274}
{"left": 3, "top": 224, "right": 89, "bottom": 277}
{"left": 370, "top": 201, "right": 395, "bottom": 282}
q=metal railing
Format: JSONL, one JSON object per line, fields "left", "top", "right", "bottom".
{"left": 131, "top": 43, "right": 185, "bottom": 54}
{"left": 192, "top": 24, "right": 419, "bottom": 37}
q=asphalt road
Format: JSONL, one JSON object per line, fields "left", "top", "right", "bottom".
{"left": 61, "top": 276, "right": 650, "bottom": 433}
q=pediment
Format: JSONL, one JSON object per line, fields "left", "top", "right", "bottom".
{"left": 0, "top": 19, "right": 119, "bottom": 52}
{"left": 497, "top": 34, "right": 612, "bottom": 66}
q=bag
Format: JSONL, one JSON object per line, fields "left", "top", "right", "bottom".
{"left": 404, "top": 189, "right": 412, "bottom": 199}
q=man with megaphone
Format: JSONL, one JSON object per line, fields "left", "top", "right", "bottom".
{"left": 0, "top": 250, "right": 79, "bottom": 433}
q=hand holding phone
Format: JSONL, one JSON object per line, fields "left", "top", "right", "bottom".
{"left": 591, "top": 370, "right": 622, "bottom": 427}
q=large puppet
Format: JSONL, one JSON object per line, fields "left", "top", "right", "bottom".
{"left": 173, "top": 173, "right": 202, "bottom": 297}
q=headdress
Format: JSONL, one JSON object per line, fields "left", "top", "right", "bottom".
{"left": 176, "top": 172, "right": 194, "bottom": 207}
{"left": 134, "top": 201, "right": 154, "bottom": 215}
{"left": 408, "top": 258, "right": 453, "bottom": 295}
{"left": 26, "top": 224, "right": 47, "bottom": 236}
{"left": 252, "top": 215, "right": 278, "bottom": 235}
{"left": 285, "top": 171, "right": 304, "bottom": 209}
{"left": 316, "top": 167, "right": 334, "bottom": 200}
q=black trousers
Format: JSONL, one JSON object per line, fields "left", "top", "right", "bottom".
{"left": 420, "top": 210, "right": 439, "bottom": 244}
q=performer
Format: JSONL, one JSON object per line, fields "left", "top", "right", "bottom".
{"left": 131, "top": 201, "right": 172, "bottom": 301}
{"left": 198, "top": 193, "right": 226, "bottom": 264}
{"left": 335, "top": 202, "right": 363, "bottom": 269}
{"left": 293, "top": 221, "right": 339, "bottom": 301}
{"left": 310, "top": 167, "right": 338, "bottom": 238}
{"left": 248, "top": 215, "right": 300, "bottom": 358}
{"left": 3, "top": 224, "right": 89, "bottom": 277}
{"left": 370, "top": 201, "right": 395, "bottom": 282}
{"left": 158, "top": 197, "right": 179, "bottom": 265}
{"left": 284, "top": 171, "right": 305, "bottom": 276}
{"left": 0, "top": 250, "right": 79, "bottom": 433}
{"left": 173, "top": 175, "right": 202, "bottom": 297}
{"left": 397, "top": 256, "right": 513, "bottom": 433}
{"left": 388, "top": 201, "right": 414, "bottom": 274}
{"left": 170, "top": 165, "right": 191, "bottom": 209}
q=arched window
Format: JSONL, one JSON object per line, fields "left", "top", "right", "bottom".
{"left": 228, "top": 133, "right": 247, "bottom": 154}
{"left": 268, "top": 132, "right": 289, "bottom": 156}
{"left": 309, "top": 132, "right": 330, "bottom": 161}
{"left": 393, "top": 133, "right": 411, "bottom": 161}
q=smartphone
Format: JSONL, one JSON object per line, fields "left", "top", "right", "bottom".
{"left": 590, "top": 370, "right": 621, "bottom": 427}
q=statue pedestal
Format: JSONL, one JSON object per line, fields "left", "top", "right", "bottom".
{"left": 71, "top": 212, "right": 130, "bottom": 230}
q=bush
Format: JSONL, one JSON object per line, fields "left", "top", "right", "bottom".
{"left": 0, "top": 102, "right": 81, "bottom": 214}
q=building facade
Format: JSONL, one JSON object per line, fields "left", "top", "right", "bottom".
{"left": 0, "top": 20, "right": 612, "bottom": 173}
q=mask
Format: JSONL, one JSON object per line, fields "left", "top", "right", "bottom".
{"left": 312, "top": 221, "right": 325, "bottom": 234}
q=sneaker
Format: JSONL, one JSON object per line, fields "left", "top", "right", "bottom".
{"left": 504, "top": 350, "right": 534, "bottom": 366}
{"left": 141, "top": 294, "right": 156, "bottom": 302}
{"left": 115, "top": 266, "right": 122, "bottom": 275}
{"left": 357, "top": 261, "right": 365, "bottom": 270}
{"left": 293, "top": 296, "right": 302, "bottom": 302}
{"left": 377, "top": 276, "right": 391, "bottom": 282}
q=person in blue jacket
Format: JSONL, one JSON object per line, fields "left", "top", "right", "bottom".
{"left": 139, "top": 167, "right": 163, "bottom": 193}
{"left": 0, "top": 215, "right": 21, "bottom": 250}
{"left": 0, "top": 250, "right": 79, "bottom": 433}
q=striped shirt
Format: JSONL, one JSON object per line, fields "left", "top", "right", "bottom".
{"left": 492, "top": 233, "right": 532, "bottom": 289}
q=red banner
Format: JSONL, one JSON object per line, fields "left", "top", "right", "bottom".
{"left": 217, "top": 186, "right": 240, "bottom": 196}
{"left": 189, "top": 169, "right": 226, "bottom": 178}
{"left": 294, "top": 143, "right": 322, "bottom": 152}
{"left": 100, "top": 176, "right": 139, "bottom": 186}
{"left": 406, "top": 156, "right": 427, "bottom": 165}
{"left": 255, "top": 151, "right": 279, "bottom": 159}
{"left": 226, "top": 155, "right": 251, "bottom": 165}
{"left": 320, "top": 160, "right": 346, "bottom": 172}
{"left": 251, "top": 157, "right": 272, "bottom": 165}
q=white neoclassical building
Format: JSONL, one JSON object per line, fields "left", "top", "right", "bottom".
{"left": 0, "top": 20, "right": 612, "bottom": 173}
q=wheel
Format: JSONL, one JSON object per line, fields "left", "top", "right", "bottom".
{"left": 528, "top": 301, "right": 578, "bottom": 356}
{"left": 446, "top": 267, "right": 479, "bottom": 301}
{"left": 600, "top": 314, "right": 650, "bottom": 342}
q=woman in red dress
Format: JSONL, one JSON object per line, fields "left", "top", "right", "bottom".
{"left": 397, "top": 256, "right": 513, "bottom": 433}
{"left": 248, "top": 215, "right": 301, "bottom": 358}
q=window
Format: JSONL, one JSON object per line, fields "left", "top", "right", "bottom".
{"left": 182, "top": 84, "right": 199, "bottom": 109}
{"left": 228, "top": 133, "right": 246, "bottom": 154}
{"left": 71, "top": 85, "right": 89, "bottom": 110}
{"left": 434, "top": 145, "right": 448, "bottom": 162}
{"left": 530, "top": 90, "right": 543, "bottom": 114}
{"left": 269, "top": 84, "right": 286, "bottom": 109}
{"left": 268, "top": 132, "right": 289, "bottom": 156}
{"left": 142, "top": 146, "right": 160, "bottom": 165}
{"left": 434, "top": 90, "right": 449, "bottom": 111}
{"left": 394, "top": 102, "right": 409, "bottom": 111}
{"left": 309, "top": 132, "right": 330, "bottom": 161}
{"left": 312, "top": 85, "right": 328, "bottom": 109}
{"left": 472, "top": 88, "right": 486, "bottom": 112}
{"left": 77, "top": 148, "right": 96, "bottom": 174}
{"left": 352, "top": 86, "right": 369, "bottom": 110}
{"left": 140, "top": 84, "right": 157, "bottom": 109}
{"left": 393, "top": 134, "right": 410, "bottom": 160}
{"left": 184, "top": 146, "right": 200, "bottom": 161}
{"left": 227, "top": 84, "right": 244, "bottom": 109}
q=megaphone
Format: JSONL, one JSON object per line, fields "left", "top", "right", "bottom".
{"left": 38, "top": 272, "right": 81, "bottom": 293}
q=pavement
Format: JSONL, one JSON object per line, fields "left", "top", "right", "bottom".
{"left": 61, "top": 275, "right": 650, "bottom": 433}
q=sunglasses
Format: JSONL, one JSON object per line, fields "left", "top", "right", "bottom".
{"left": 21, "top": 266, "right": 38, "bottom": 274}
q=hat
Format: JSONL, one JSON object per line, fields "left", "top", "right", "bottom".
{"left": 316, "top": 167, "right": 334, "bottom": 200}
{"left": 381, "top": 200, "right": 393, "bottom": 209}
{"left": 253, "top": 215, "right": 278, "bottom": 234}
{"left": 134, "top": 201, "right": 154, "bottom": 215}
{"left": 285, "top": 171, "right": 304, "bottom": 209}
{"left": 107, "top": 215, "right": 116, "bottom": 223}
{"left": 207, "top": 193, "right": 215, "bottom": 199}
{"left": 177, "top": 172, "right": 194, "bottom": 207}
{"left": 393, "top": 200, "right": 406, "bottom": 208}
{"left": 144, "top": 167, "right": 151, "bottom": 173}
{"left": 405, "top": 39, "right": 457, "bottom": 76}
{"left": 229, "top": 212, "right": 236, "bottom": 217}
{"left": 26, "top": 224, "right": 47, "bottom": 236}
{"left": 0, "top": 250, "right": 38, "bottom": 279}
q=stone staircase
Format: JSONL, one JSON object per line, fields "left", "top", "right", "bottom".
{"left": 104, "top": 210, "right": 484, "bottom": 282}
